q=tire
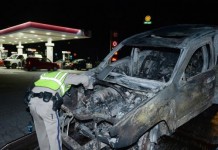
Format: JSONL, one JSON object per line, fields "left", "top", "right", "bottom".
{"left": 18, "top": 62, "right": 21, "bottom": 67}
{"left": 77, "top": 66, "right": 81, "bottom": 70}
{"left": 32, "top": 66, "right": 37, "bottom": 71}
{"left": 132, "top": 122, "right": 170, "bottom": 150}
{"left": 11, "top": 63, "right": 17, "bottom": 69}
{"left": 53, "top": 67, "right": 58, "bottom": 71}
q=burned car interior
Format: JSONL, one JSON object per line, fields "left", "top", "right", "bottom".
{"left": 185, "top": 44, "right": 211, "bottom": 79}
{"left": 106, "top": 46, "right": 180, "bottom": 83}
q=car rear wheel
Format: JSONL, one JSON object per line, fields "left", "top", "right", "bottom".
{"left": 18, "top": 62, "right": 21, "bottom": 67}
{"left": 53, "top": 67, "right": 58, "bottom": 71}
{"left": 77, "top": 66, "right": 81, "bottom": 70}
{"left": 31, "top": 66, "right": 37, "bottom": 71}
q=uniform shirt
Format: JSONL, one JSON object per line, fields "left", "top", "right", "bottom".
{"left": 32, "top": 73, "right": 93, "bottom": 95}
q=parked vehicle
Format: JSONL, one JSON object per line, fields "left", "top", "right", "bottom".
{"left": 24, "top": 57, "right": 59, "bottom": 71}
{"left": 70, "top": 58, "right": 92, "bottom": 70}
{"left": 55, "top": 59, "right": 72, "bottom": 69}
{"left": 3, "top": 54, "right": 27, "bottom": 69}
{"left": 0, "top": 59, "right": 4, "bottom": 66}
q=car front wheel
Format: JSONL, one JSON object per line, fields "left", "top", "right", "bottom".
{"left": 131, "top": 122, "right": 170, "bottom": 150}
{"left": 11, "top": 63, "right": 17, "bottom": 69}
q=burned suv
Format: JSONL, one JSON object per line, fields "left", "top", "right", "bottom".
{"left": 60, "top": 24, "right": 218, "bottom": 150}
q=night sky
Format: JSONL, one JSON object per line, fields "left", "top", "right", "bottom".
{"left": 1, "top": 0, "right": 218, "bottom": 61}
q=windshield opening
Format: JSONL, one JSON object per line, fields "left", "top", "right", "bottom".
{"left": 106, "top": 46, "right": 180, "bottom": 82}
{"left": 9, "top": 54, "right": 18, "bottom": 59}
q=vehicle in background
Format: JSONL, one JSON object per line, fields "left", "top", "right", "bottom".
{"left": 70, "top": 58, "right": 93, "bottom": 70}
{"left": 55, "top": 59, "right": 72, "bottom": 69}
{"left": 3, "top": 54, "right": 27, "bottom": 69}
{"left": 24, "top": 57, "right": 59, "bottom": 71}
{"left": 28, "top": 54, "right": 43, "bottom": 58}
{"left": 0, "top": 59, "right": 4, "bottom": 66}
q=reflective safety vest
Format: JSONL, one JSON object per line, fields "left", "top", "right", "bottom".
{"left": 34, "top": 71, "right": 71, "bottom": 96}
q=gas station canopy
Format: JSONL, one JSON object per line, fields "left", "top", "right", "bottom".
{"left": 0, "top": 21, "right": 89, "bottom": 45}
{"left": 0, "top": 21, "right": 90, "bottom": 62}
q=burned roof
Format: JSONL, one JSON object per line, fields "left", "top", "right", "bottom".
{"left": 123, "top": 24, "right": 216, "bottom": 48}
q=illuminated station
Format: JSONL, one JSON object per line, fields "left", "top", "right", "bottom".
{"left": 0, "top": 21, "right": 90, "bottom": 62}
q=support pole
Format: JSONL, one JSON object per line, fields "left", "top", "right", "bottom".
{"left": 45, "top": 38, "right": 54, "bottom": 62}
{"left": 16, "top": 41, "right": 24, "bottom": 55}
{"left": 0, "top": 44, "right": 4, "bottom": 59}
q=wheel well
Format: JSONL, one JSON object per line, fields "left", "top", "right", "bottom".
{"left": 132, "top": 120, "right": 172, "bottom": 150}
{"left": 137, "top": 120, "right": 172, "bottom": 145}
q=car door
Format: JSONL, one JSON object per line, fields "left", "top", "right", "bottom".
{"left": 45, "top": 58, "right": 53, "bottom": 69}
{"left": 39, "top": 58, "right": 50, "bottom": 69}
{"left": 175, "top": 39, "right": 216, "bottom": 127}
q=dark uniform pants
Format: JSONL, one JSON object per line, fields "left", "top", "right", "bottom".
{"left": 29, "top": 97, "right": 62, "bottom": 150}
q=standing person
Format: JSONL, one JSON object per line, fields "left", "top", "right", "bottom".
{"left": 25, "top": 71, "right": 93, "bottom": 150}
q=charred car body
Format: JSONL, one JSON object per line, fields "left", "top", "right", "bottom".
{"left": 60, "top": 24, "right": 218, "bottom": 149}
